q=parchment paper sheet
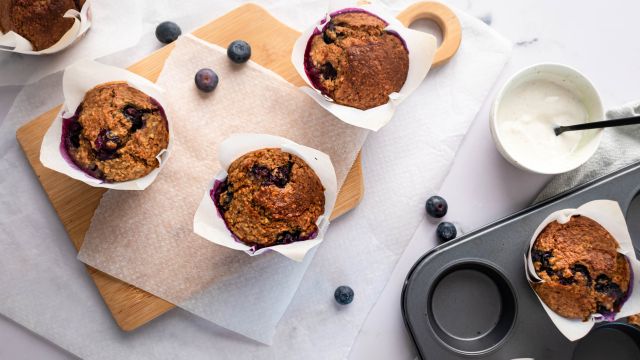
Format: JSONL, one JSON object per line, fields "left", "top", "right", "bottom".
{"left": 77, "top": 34, "right": 368, "bottom": 343}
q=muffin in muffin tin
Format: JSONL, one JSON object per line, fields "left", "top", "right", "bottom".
{"left": 62, "top": 81, "right": 169, "bottom": 183}
{"left": 531, "top": 215, "right": 631, "bottom": 320}
{"left": 304, "top": 9, "right": 409, "bottom": 110}
{"left": 213, "top": 148, "right": 325, "bottom": 248}
{"left": 0, "top": 0, "right": 85, "bottom": 51}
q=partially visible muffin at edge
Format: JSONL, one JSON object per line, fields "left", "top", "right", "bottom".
{"left": 63, "top": 82, "right": 169, "bottom": 182}
{"left": 213, "top": 148, "right": 325, "bottom": 248}
{"left": 531, "top": 215, "right": 631, "bottom": 320}
{"left": 0, "top": 0, "right": 85, "bottom": 51}
{"left": 305, "top": 11, "right": 409, "bottom": 110}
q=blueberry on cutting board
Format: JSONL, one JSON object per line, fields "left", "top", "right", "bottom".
{"left": 156, "top": 21, "right": 181, "bottom": 44}
{"left": 227, "top": 40, "right": 251, "bottom": 63}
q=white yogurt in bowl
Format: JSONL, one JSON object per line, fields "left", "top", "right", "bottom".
{"left": 490, "top": 64, "right": 604, "bottom": 174}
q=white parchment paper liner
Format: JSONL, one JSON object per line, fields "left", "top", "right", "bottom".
{"left": 291, "top": 0, "right": 437, "bottom": 131}
{"left": 194, "top": 133, "right": 338, "bottom": 262}
{"left": 525, "top": 200, "right": 640, "bottom": 341}
{"left": 39, "top": 59, "right": 173, "bottom": 190}
{"left": 0, "top": 0, "right": 91, "bottom": 55}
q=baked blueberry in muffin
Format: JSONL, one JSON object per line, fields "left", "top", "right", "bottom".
{"left": 304, "top": 10, "right": 409, "bottom": 110}
{"left": 212, "top": 148, "right": 325, "bottom": 248}
{"left": 531, "top": 215, "right": 631, "bottom": 320}
{"left": 62, "top": 82, "right": 169, "bottom": 182}
{"left": 0, "top": 0, "right": 85, "bottom": 51}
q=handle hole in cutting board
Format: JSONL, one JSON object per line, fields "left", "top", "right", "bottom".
{"left": 409, "top": 18, "right": 443, "bottom": 46}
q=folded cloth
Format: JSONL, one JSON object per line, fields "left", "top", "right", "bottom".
{"left": 535, "top": 101, "right": 640, "bottom": 203}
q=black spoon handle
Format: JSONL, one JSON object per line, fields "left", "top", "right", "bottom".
{"left": 554, "top": 115, "right": 640, "bottom": 135}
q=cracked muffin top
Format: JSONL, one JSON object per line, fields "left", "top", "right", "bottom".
{"left": 304, "top": 10, "right": 409, "bottom": 110}
{"left": 531, "top": 215, "right": 631, "bottom": 320}
{"left": 213, "top": 148, "right": 325, "bottom": 248}
{"left": 0, "top": 0, "right": 85, "bottom": 51}
{"left": 63, "top": 82, "right": 169, "bottom": 183}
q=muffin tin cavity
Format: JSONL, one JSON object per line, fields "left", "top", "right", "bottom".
{"left": 572, "top": 323, "right": 640, "bottom": 360}
{"left": 427, "top": 261, "right": 516, "bottom": 355}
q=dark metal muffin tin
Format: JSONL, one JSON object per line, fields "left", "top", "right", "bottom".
{"left": 402, "top": 161, "right": 640, "bottom": 360}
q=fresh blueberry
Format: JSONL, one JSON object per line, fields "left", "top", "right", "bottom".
{"left": 426, "top": 195, "right": 448, "bottom": 218}
{"left": 195, "top": 68, "right": 219, "bottom": 93}
{"left": 334, "top": 286, "right": 354, "bottom": 305}
{"left": 155, "top": 21, "right": 181, "bottom": 44}
{"left": 436, "top": 222, "right": 457, "bottom": 242}
{"left": 227, "top": 40, "right": 251, "bottom": 63}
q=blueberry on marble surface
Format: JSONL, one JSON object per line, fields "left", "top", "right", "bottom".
{"left": 426, "top": 195, "right": 448, "bottom": 218}
{"left": 195, "top": 68, "right": 219, "bottom": 93}
{"left": 436, "top": 222, "right": 457, "bottom": 242}
{"left": 155, "top": 21, "right": 181, "bottom": 44}
{"left": 227, "top": 40, "right": 252, "bottom": 63}
{"left": 334, "top": 286, "right": 354, "bottom": 305}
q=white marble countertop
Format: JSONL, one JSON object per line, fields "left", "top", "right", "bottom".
{"left": 2, "top": 0, "right": 640, "bottom": 359}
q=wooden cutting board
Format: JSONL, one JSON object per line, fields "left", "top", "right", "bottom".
{"left": 15, "top": 2, "right": 460, "bottom": 331}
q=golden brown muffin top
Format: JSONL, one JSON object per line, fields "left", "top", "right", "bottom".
{"left": 214, "top": 148, "right": 325, "bottom": 247}
{"left": 306, "top": 11, "right": 409, "bottom": 110}
{"left": 531, "top": 215, "right": 630, "bottom": 320}
{"left": 64, "top": 82, "right": 169, "bottom": 182}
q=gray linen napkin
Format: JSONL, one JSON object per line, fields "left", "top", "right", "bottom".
{"left": 535, "top": 101, "right": 640, "bottom": 203}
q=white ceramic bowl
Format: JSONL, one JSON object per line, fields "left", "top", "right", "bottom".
{"left": 490, "top": 63, "right": 604, "bottom": 174}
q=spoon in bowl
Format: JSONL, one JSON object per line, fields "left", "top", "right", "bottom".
{"left": 554, "top": 115, "right": 640, "bottom": 136}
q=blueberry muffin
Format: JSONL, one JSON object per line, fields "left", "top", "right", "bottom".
{"left": 0, "top": 0, "right": 84, "bottom": 51}
{"left": 628, "top": 314, "right": 640, "bottom": 327}
{"left": 531, "top": 215, "right": 631, "bottom": 320}
{"left": 213, "top": 148, "right": 325, "bottom": 248}
{"left": 63, "top": 82, "right": 169, "bottom": 182}
{"left": 304, "top": 10, "right": 409, "bottom": 110}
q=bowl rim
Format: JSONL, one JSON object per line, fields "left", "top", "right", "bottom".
{"left": 489, "top": 62, "right": 605, "bottom": 175}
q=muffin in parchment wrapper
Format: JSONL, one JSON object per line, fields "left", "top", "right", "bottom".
{"left": 0, "top": 0, "right": 91, "bottom": 55}
{"left": 194, "top": 133, "right": 338, "bottom": 262}
{"left": 39, "top": 59, "right": 173, "bottom": 190}
{"left": 291, "top": 0, "right": 437, "bottom": 131}
{"left": 525, "top": 200, "right": 640, "bottom": 341}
